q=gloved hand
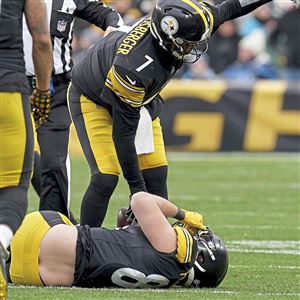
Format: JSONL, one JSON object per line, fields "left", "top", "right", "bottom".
{"left": 117, "top": 207, "right": 137, "bottom": 228}
{"left": 177, "top": 209, "right": 206, "bottom": 230}
{"left": 30, "top": 88, "right": 51, "bottom": 128}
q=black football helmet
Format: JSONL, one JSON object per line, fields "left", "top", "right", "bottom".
{"left": 150, "top": 0, "right": 213, "bottom": 62}
{"left": 192, "top": 229, "right": 229, "bottom": 288}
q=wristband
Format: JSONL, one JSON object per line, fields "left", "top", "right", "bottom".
{"left": 174, "top": 209, "right": 185, "bottom": 221}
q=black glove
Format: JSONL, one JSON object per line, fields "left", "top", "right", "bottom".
{"left": 30, "top": 88, "right": 51, "bottom": 128}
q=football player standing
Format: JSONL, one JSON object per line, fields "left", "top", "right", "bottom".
{"left": 0, "top": 0, "right": 52, "bottom": 299}
{"left": 67, "top": 0, "right": 287, "bottom": 228}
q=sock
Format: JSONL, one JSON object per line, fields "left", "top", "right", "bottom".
{"left": 0, "top": 225, "right": 13, "bottom": 250}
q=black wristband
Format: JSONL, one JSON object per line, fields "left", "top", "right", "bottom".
{"left": 174, "top": 209, "right": 185, "bottom": 221}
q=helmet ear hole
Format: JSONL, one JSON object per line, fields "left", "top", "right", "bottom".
{"left": 198, "top": 251, "right": 205, "bottom": 264}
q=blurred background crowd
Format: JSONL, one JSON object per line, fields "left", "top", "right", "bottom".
{"left": 72, "top": 0, "right": 300, "bottom": 82}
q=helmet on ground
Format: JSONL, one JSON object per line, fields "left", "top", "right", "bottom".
{"left": 150, "top": 0, "right": 214, "bottom": 62}
{"left": 192, "top": 229, "right": 229, "bottom": 287}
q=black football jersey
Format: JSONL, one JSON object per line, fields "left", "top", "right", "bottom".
{"left": 74, "top": 224, "right": 198, "bottom": 288}
{"left": 0, "top": 0, "right": 29, "bottom": 93}
{"left": 71, "top": 16, "right": 182, "bottom": 194}
{"left": 72, "top": 16, "right": 182, "bottom": 110}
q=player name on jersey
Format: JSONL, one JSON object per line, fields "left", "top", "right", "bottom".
{"left": 117, "top": 18, "right": 151, "bottom": 55}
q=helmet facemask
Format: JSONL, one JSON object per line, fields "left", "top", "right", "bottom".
{"left": 168, "top": 33, "right": 209, "bottom": 63}
{"left": 150, "top": 0, "right": 213, "bottom": 63}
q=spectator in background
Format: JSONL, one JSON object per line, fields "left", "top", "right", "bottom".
{"left": 133, "top": 0, "right": 156, "bottom": 16}
{"left": 182, "top": 55, "right": 217, "bottom": 80}
{"left": 109, "top": 0, "right": 142, "bottom": 23}
{"left": 223, "top": 30, "right": 278, "bottom": 82}
{"left": 269, "top": 8, "right": 300, "bottom": 80}
{"left": 206, "top": 20, "right": 241, "bottom": 74}
{"left": 238, "top": 4, "right": 274, "bottom": 37}
{"left": 73, "top": 27, "right": 104, "bottom": 65}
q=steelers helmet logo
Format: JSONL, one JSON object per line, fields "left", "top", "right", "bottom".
{"left": 160, "top": 16, "right": 179, "bottom": 36}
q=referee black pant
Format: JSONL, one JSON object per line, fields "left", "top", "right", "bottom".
{"left": 33, "top": 77, "right": 72, "bottom": 219}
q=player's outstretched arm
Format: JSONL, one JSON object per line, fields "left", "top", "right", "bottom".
{"left": 24, "top": 0, "right": 52, "bottom": 92}
{"left": 25, "top": 0, "right": 53, "bottom": 128}
{"left": 74, "top": 0, "right": 123, "bottom": 31}
{"left": 130, "top": 192, "right": 206, "bottom": 253}
{"left": 208, "top": 0, "right": 272, "bottom": 34}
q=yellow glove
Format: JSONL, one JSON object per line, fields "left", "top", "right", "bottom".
{"left": 30, "top": 88, "right": 51, "bottom": 128}
{"left": 177, "top": 209, "right": 206, "bottom": 230}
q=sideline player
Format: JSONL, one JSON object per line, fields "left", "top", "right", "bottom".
{"left": 22, "top": 0, "right": 123, "bottom": 222}
{"left": 68, "top": 0, "right": 280, "bottom": 227}
{"left": 0, "top": 0, "right": 52, "bottom": 299}
{"left": 9, "top": 192, "right": 228, "bottom": 288}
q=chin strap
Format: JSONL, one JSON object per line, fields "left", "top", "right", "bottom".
{"left": 201, "top": 240, "right": 216, "bottom": 261}
{"left": 194, "top": 260, "right": 206, "bottom": 273}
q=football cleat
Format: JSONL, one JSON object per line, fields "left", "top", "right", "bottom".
{"left": 0, "top": 241, "right": 8, "bottom": 300}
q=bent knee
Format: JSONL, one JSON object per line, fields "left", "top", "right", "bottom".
{"left": 91, "top": 173, "right": 118, "bottom": 195}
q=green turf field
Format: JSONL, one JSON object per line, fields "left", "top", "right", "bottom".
{"left": 10, "top": 153, "right": 300, "bottom": 300}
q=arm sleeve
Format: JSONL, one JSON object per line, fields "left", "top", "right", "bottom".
{"left": 74, "top": 0, "right": 123, "bottom": 30}
{"left": 101, "top": 64, "right": 147, "bottom": 195}
{"left": 204, "top": 0, "right": 272, "bottom": 34}
{"left": 173, "top": 226, "right": 196, "bottom": 264}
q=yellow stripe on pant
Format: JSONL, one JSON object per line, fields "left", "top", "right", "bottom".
{"left": 0, "top": 92, "right": 29, "bottom": 187}
{"left": 79, "top": 95, "right": 167, "bottom": 175}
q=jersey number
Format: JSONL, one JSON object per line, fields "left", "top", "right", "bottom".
{"left": 136, "top": 55, "right": 154, "bottom": 72}
{"left": 111, "top": 267, "right": 169, "bottom": 288}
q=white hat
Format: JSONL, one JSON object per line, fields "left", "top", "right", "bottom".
{"left": 239, "top": 30, "right": 266, "bottom": 56}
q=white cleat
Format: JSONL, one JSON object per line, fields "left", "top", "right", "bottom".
{"left": 0, "top": 242, "right": 8, "bottom": 300}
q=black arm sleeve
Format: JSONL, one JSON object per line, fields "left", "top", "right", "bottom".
{"left": 206, "top": 0, "right": 272, "bottom": 34}
{"left": 74, "top": 0, "right": 122, "bottom": 30}
{"left": 103, "top": 90, "right": 147, "bottom": 195}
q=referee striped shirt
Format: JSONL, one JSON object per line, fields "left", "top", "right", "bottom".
{"left": 23, "top": 0, "right": 123, "bottom": 76}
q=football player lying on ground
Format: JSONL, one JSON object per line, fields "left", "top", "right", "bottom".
{"left": 8, "top": 192, "right": 228, "bottom": 289}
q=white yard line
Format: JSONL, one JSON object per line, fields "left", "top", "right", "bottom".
{"left": 115, "top": 193, "right": 299, "bottom": 203}
{"left": 221, "top": 225, "right": 300, "bottom": 230}
{"left": 214, "top": 211, "right": 289, "bottom": 217}
{"left": 227, "top": 240, "right": 300, "bottom": 255}
{"left": 201, "top": 183, "right": 300, "bottom": 189}
{"left": 228, "top": 248, "right": 299, "bottom": 255}
{"left": 230, "top": 265, "right": 300, "bottom": 269}
{"left": 211, "top": 290, "right": 300, "bottom": 297}
{"left": 229, "top": 240, "right": 300, "bottom": 247}
{"left": 9, "top": 286, "right": 300, "bottom": 297}
{"left": 166, "top": 152, "right": 300, "bottom": 162}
